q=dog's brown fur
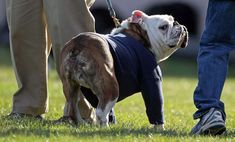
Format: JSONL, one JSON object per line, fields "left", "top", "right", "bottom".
{"left": 121, "top": 23, "right": 150, "bottom": 48}
{"left": 59, "top": 23, "right": 149, "bottom": 125}
{"left": 59, "top": 15, "right": 189, "bottom": 126}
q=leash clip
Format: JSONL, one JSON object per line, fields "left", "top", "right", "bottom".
{"left": 106, "top": 0, "right": 121, "bottom": 28}
{"left": 112, "top": 16, "right": 121, "bottom": 28}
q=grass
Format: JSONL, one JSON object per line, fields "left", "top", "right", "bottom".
{"left": 1, "top": 45, "right": 235, "bottom": 142}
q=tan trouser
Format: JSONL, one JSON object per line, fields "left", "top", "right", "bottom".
{"left": 6, "top": 0, "right": 96, "bottom": 120}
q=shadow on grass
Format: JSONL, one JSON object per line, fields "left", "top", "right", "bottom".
{"left": 0, "top": 116, "right": 188, "bottom": 138}
{"left": 1, "top": 116, "right": 232, "bottom": 139}
{"left": 0, "top": 125, "right": 188, "bottom": 138}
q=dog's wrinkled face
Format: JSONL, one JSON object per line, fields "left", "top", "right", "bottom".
{"left": 127, "top": 10, "right": 188, "bottom": 63}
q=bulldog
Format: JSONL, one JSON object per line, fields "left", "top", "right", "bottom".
{"left": 59, "top": 10, "right": 188, "bottom": 127}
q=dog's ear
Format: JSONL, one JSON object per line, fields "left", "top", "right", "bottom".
{"left": 129, "top": 10, "right": 148, "bottom": 24}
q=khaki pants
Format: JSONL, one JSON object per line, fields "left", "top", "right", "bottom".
{"left": 6, "top": 0, "right": 96, "bottom": 120}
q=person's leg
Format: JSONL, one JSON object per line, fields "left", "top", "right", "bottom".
{"left": 43, "top": 0, "right": 95, "bottom": 73}
{"left": 43, "top": 0, "right": 96, "bottom": 123}
{"left": 6, "top": 0, "right": 48, "bottom": 116}
{"left": 192, "top": 0, "right": 235, "bottom": 135}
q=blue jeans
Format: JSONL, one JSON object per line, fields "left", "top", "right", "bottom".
{"left": 193, "top": 0, "right": 235, "bottom": 120}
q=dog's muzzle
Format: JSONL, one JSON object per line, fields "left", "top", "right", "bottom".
{"left": 179, "top": 26, "right": 188, "bottom": 48}
{"left": 168, "top": 23, "right": 188, "bottom": 48}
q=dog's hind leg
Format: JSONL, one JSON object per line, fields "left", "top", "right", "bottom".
{"left": 96, "top": 97, "right": 118, "bottom": 126}
{"left": 62, "top": 79, "right": 86, "bottom": 124}
{"left": 74, "top": 88, "right": 87, "bottom": 124}
{"left": 94, "top": 72, "right": 119, "bottom": 126}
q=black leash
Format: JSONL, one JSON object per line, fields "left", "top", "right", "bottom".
{"left": 105, "top": 0, "right": 121, "bottom": 28}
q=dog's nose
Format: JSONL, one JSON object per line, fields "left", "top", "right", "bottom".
{"left": 173, "top": 21, "right": 180, "bottom": 26}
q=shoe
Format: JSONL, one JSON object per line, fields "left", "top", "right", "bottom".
{"left": 7, "top": 113, "right": 44, "bottom": 120}
{"left": 153, "top": 124, "right": 165, "bottom": 131}
{"left": 191, "top": 108, "right": 226, "bottom": 135}
{"left": 108, "top": 108, "right": 116, "bottom": 124}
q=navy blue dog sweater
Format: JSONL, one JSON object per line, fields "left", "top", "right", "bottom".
{"left": 81, "top": 33, "right": 164, "bottom": 124}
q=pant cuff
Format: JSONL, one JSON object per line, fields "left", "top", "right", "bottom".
{"left": 12, "top": 106, "right": 47, "bottom": 116}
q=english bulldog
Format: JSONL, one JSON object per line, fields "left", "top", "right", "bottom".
{"left": 59, "top": 10, "right": 188, "bottom": 127}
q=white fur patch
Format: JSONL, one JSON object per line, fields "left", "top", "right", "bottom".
{"left": 96, "top": 98, "right": 118, "bottom": 126}
{"left": 111, "top": 19, "right": 129, "bottom": 35}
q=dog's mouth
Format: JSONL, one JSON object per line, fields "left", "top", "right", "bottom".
{"left": 168, "top": 44, "right": 176, "bottom": 48}
{"left": 180, "top": 26, "right": 188, "bottom": 48}
{"left": 168, "top": 45, "right": 176, "bottom": 48}
{"left": 168, "top": 26, "right": 188, "bottom": 48}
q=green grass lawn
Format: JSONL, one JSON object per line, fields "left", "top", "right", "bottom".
{"left": 1, "top": 46, "right": 235, "bottom": 142}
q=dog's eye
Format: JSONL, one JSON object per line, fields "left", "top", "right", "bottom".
{"left": 159, "top": 24, "right": 168, "bottom": 31}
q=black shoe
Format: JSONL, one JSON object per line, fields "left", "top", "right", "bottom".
{"left": 191, "top": 108, "right": 226, "bottom": 135}
{"left": 108, "top": 108, "right": 116, "bottom": 124}
{"left": 7, "top": 113, "right": 44, "bottom": 120}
